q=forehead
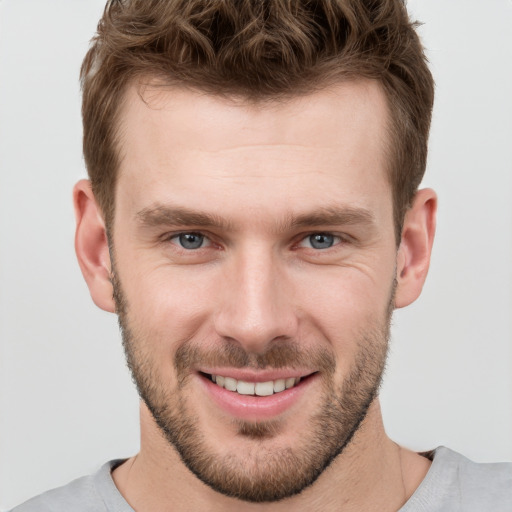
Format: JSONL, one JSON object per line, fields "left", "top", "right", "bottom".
{"left": 119, "top": 79, "right": 390, "bottom": 154}
{"left": 115, "top": 80, "right": 392, "bottom": 225}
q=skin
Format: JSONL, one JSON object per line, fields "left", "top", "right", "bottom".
{"left": 74, "top": 79, "right": 436, "bottom": 511}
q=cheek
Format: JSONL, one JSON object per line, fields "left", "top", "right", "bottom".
{"left": 296, "top": 263, "right": 392, "bottom": 311}
{"left": 118, "top": 259, "right": 218, "bottom": 353}
{"left": 292, "top": 266, "right": 394, "bottom": 350}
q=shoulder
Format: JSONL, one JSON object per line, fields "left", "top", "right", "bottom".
{"left": 403, "top": 447, "right": 512, "bottom": 511}
{"left": 9, "top": 460, "right": 129, "bottom": 512}
{"left": 10, "top": 474, "right": 100, "bottom": 512}
{"left": 444, "top": 447, "right": 512, "bottom": 506}
{"left": 436, "top": 447, "right": 511, "bottom": 498}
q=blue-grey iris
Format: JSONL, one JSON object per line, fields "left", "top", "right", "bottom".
{"left": 179, "top": 233, "right": 204, "bottom": 249}
{"left": 309, "top": 234, "right": 334, "bottom": 249}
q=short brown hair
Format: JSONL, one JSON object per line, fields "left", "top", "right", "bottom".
{"left": 81, "top": 0, "right": 434, "bottom": 237}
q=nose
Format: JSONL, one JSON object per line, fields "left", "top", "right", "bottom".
{"left": 213, "top": 245, "right": 299, "bottom": 354}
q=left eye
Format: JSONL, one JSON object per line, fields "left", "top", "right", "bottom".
{"left": 299, "top": 233, "right": 341, "bottom": 250}
{"left": 170, "top": 232, "right": 210, "bottom": 250}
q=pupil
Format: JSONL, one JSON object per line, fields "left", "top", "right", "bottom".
{"left": 310, "top": 234, "right": 334, "bottom": 249}
{"left": 179, "top": 233, "right": 203, "bottom": 249}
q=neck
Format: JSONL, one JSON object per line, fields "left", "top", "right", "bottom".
{"left": 113, "top": 400, "right": 431, "bottom": 511}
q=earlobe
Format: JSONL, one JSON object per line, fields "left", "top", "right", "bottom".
{"left": 394, "top": 188, "right": 437, "bottom": 309}
{"left": 73, "top": 179, "right": 115, "bottom": 313}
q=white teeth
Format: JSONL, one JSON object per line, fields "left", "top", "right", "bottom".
{"left": 210, "top": 375, "right": 302, "bottom": 395}
{"left": 285, "top": 377, "right": 296, "bottom": 389}
{"left": 224, "top": 377, "right": 237, "bottom": 392}
{"left": 255, "top": 381, "right": 274, "bottom": 396}
{"left": 273, "top": 379, "right": 286, "bottom": 393}
{"left": 237, "top": 381, "right": 255, "bottom": 395}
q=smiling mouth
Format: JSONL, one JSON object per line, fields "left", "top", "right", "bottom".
{"left": 201, "top": 372, "right": 314, "bottom": 397}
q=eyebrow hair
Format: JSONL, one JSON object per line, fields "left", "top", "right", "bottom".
{"left": 136, "top": 203, "right": 375, "bottom": 232}
{"left": 287, "top": 206, "right": 375, "bottom": 230}
{"left": 136, "top": 204, "right": 234, "bottom": 230}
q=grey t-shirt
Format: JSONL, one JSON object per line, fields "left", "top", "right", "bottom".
{"left": 10, "top": 447, "right": 512, "bottom": 511}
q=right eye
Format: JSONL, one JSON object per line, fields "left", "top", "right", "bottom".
{"left": 297, "top": 233, "right": 342, "bottom": 250}
{"left": 169, "top": 232, "right": 211, "bottom": 250}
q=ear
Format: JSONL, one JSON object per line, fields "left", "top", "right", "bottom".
{"left": 394, "top": 188, "right": 437, "bottom": 309}
{"left": 73, "top": 179, "right": 115, "bottom": 313}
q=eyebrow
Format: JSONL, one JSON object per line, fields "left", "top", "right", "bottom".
{"left": 136, "top": 204, "right": 375, "bottom": 232}
{"left": 286, "top": 206, "right": 375, "bottom": 230}
{"left": 136, "top": 204, "right": 234, "bottom": 230}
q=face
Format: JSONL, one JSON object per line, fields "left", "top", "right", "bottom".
{"left": 111, "top": 81, "right": 399, "bottom": 502}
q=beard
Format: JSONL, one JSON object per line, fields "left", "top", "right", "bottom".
{"left": 112, "top": 267, "right": 393, "bottom": 503}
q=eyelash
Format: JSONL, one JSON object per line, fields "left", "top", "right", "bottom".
{"left": 167, "top": 232, "right": 212, "bottom": 250}
{"left": 164, "top": 231, "right": 347, "bottom": 252}
{"left": 297, "top": 233, "right": 344, "bottom": 250}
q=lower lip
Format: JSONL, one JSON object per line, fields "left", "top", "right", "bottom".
{"left": 199, "top": 373, "right": 316, "bottom": 421}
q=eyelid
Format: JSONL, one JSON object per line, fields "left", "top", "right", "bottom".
{"left": 160, "top": 229, "right": 208, "bottom": 240}
{"left": 162, "top": 230, "right": 214, "bottom": 249}
{"left": 295, "top": 232, "right": 346, "bottom": 249}
{"left": 297, "top": 231, "right": 344, "bottom": 251}
{"left": 159, "top": 230, "right": 351, "bottom": 251}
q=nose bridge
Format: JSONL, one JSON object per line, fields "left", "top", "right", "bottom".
{"left": 214, "top": 242, "right": 297, "bottom": 351}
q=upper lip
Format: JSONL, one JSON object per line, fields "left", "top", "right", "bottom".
{"left": 198, "top": 368, "right": 316, "bottom": 382}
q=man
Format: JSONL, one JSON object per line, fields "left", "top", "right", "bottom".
{"left": 12, "top": 0, "right": 511, "bottom": 510}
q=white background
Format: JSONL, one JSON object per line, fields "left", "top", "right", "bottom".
{"left": 1, "top": 0, "right": 511, "bottom": 509}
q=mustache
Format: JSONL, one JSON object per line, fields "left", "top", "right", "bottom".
{"left": 174, "top": 340, "right": 335, "bottom": 376}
